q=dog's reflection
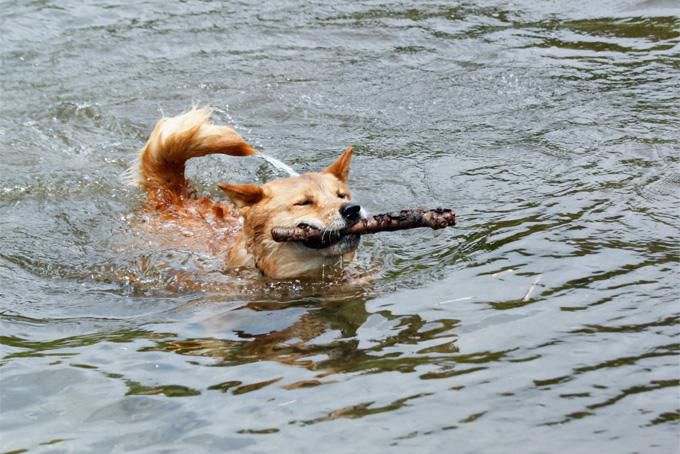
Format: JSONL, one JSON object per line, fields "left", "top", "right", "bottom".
{"left": 145, "top": 296, "right": 459, "bottom": 382}
{"left": 153, "top": 298, "right": 367, "bottom": 372}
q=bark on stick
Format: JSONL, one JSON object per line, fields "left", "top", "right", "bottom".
{"left": 271, "top": 208, "right": 455, "bottom": 243}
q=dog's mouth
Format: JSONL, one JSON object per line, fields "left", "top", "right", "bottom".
{"left": 295, "top": 223, "right": 360, "bottom": 255}
{"left": 296, "top": 223, "right": 345, "bottom": 249}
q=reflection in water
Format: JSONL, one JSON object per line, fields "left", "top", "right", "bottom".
{"left": 142, "top": 297, "right": 463, "bottom": 388}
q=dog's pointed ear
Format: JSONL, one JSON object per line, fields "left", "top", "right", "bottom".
{"left": 218, "top": 183, "right": 264, "bottom": 209}
{"left": 324, "top": 146, "right": 352, "bottom": 183}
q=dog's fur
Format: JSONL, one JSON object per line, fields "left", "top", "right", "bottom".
{"left": 128, "top": 107, "right": 360, "bottom": 279}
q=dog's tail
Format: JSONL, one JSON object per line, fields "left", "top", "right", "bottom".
{"left": 126, "top": 107, "right": 256, "bottom": 200}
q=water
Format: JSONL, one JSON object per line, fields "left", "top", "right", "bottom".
{"left": 1, "top": 1, "right": 679, "bottom": 452}
{"left": 257, "top": 152, "right": 300, "bottom": 177}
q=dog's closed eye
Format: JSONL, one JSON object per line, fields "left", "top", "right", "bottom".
{"left": 294, "top": 199, "right": 314, "bottom": 206}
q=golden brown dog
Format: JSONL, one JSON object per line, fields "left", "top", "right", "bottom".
{"left": 128, "top": 107, "right": 363, "bottom": 279}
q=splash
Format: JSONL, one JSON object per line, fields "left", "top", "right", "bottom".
{"left": 256, "top": 152, "right": 299, "bottom": 177}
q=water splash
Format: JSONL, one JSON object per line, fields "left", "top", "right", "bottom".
{"left": 257, "top": 152, "right": 299, "bottom": 177}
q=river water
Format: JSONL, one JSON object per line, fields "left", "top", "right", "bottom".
{"left": 1, "top": 1, "right": 679, "bottom": 452}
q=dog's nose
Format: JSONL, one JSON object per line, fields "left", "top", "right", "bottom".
{"left": 340, "top": 203, "right": 362, "bottom": 223}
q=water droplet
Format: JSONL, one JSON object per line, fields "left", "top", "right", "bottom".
{"left": 256, "top": 152, "right": 299, "bottom": 177}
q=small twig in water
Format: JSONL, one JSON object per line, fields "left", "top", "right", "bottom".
{"left": 522, "top": 274, "right": 543, "bottom": 302}
{"left": 437, "top": 296, "right": 474, "bottom": 305}
{"left": 491, "top": 269, "right": 514, "bottom": 278}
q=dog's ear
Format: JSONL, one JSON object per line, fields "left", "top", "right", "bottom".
{"left": 218, "top": 183, "right": 264, "bottom": 209}
{"left": 324, "top": 146, "right": 352, "bottom": 183}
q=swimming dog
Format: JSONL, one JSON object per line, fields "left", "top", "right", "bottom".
{"left": 128, "top": 107, "right": 363, "bottom": 279}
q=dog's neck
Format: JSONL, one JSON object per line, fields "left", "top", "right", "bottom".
{"left": 227, "top": 232, "right": 256, "bottom": 270}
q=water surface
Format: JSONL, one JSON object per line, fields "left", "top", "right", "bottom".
{"left": 1, "top": 1, "right": 679, "bottom": 452}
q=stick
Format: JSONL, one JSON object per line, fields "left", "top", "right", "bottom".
{"left": 271, "top": 208, "right": 455, "bottom": 243}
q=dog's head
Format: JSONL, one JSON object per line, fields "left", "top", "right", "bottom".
{"left": 219, "top": 147, "right": 365, "bottom": 279}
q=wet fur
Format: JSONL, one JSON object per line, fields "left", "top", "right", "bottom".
{"left": 129, "top": 107, "right": 358, "bottom": 279}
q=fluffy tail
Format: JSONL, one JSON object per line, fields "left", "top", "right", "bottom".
{"left": 127, "top": 107, "right": 256, "bottom": 199}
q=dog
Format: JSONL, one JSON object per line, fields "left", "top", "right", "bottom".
{"left": 127, "top": 107, "right": 364, "bottom": 279}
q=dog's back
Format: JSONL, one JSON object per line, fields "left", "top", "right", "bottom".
{"left": 127, "top": 108, "right": 256, "bottom": 255}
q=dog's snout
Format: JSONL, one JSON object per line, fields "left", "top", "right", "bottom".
{"left": 340, "top": 203, "right": 362, "bottom": 223}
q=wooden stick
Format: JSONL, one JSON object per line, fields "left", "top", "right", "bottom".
{"left": 271, "top": 208, "right": 455, "bottom": 243}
